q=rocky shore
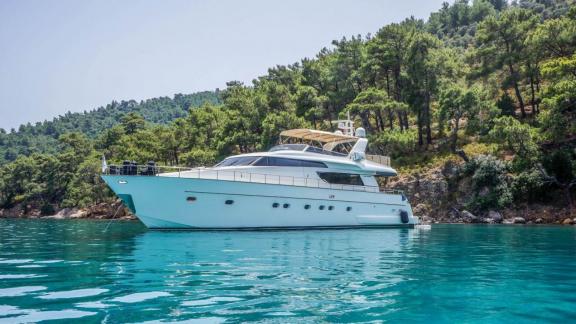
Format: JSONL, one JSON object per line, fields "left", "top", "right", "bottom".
{"left": 0, "top": 200, "right": 136, "bottom": 221}
{"left": 1, "top": 160, "right": 574, "bottom": 225}
{"left": 389, "top": 160, "right": 576, "bottom": 225}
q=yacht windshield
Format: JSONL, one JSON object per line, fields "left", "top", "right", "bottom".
{"left": 305, "top": 146, "right": 347, "bottom": 157}
{"left": 215, "top": 156, "right": 260, "bottom": 167}
{"left": 268, "top": 144, "right": 308, "bottom": 152}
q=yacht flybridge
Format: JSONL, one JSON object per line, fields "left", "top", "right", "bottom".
{"left": 101, "top": 118, "right": 418, "bottom": 229}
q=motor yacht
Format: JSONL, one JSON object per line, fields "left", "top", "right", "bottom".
{"left": 101, "top": 119, "right": 418, "bottom": 229}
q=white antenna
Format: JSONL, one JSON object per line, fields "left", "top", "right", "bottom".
{"left": 331, "top": 111, "right": 356, "bottom": 136}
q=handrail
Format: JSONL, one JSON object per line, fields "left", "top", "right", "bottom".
{"left": 102, "top": 165, "right": 403, "bottom": 195}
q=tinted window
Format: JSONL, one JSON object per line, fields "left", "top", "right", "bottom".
{"left": 268, "top": 157, "right": 300, "bottom": 167}
{"left": 215, "top": 156, "right": 260, "bottom": 167}
{"left": 305, "top": 146, "right": 347, "bottom": 157}
{"left": 300, "top": 160, "right": 328, "bottom": 168}
{"left": 269, "top": 144, "right": 308, "bottom": 152}
{"left": 254, "top": 157, "right": 326, "bottom": 168}
{"left": 317, "top": 172, "right": 364, "bottom": 186}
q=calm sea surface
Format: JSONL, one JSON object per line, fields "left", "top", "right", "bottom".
{"left": 0, "top": 220, "right": 575, "bottom": 323}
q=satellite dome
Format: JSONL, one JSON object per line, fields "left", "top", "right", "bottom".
{"left": 355, "top": 127, "right": 366, "bottom": 138}
{"left": 334, "top": 130, "right": 343, "bottom": 135}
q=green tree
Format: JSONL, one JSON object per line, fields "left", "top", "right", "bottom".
{"left": 489, "top": 116, "right": 540, "bottom": 170}
{"left": 475, "top": 8, "right": 539, "bottom": 117}
{"left": 406, "top": 32, "right": 443, "bottom": 146}
{"left": 439, "top": 85, "right": 481, "bottom": 152}
{"left": 121, "top": 112, "right": 146, "bottom": 135}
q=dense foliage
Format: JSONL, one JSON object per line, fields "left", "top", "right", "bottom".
{"left": 0, "top": 91, "right": 220, "bottom": 164}
{"left": 1, "top": 0, "right": 575, "bottom": 215}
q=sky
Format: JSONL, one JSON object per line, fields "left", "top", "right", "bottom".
{"left": 0, "top": 0, "right": 446, "bottom": 130}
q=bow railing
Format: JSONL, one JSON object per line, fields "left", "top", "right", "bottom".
{"left": 102, "top": 164, "right": 403, "bottom": 195}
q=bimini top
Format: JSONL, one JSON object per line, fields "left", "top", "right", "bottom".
{"left": 280, "top": 129, "right": 358, "bottom": 144}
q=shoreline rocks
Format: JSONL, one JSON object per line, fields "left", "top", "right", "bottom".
{"left": 0, "top": 201, "right": 136, "bottom": 221}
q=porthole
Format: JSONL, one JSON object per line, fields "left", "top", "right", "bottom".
{"left": 328, "top": 206, "right": 334, "bottom": 211}
{"left": 186, "top": 196, "right": 197, "bottom": 203}
{"left": 304, "top": 204, "right": 311, "bottom": 210}
{"left": 225, "top": 200, "right": 234, "bottom": 205}
{"left": 319, "top": 205, "right": 325, "bottom": 210}
{"left": 346, "top": 206, "right": 352, "bottom": 212}
{"left": 272, "top": 203, "right": 279, "bottom": 208}
{"left": 283, "top": 203, "right": 290, "bottom": 209}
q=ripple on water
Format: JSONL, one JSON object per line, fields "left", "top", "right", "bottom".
{"left": 75, "top": 301, "right": 110, "bottom": 309}
{"left": 0, "top": 274, "right": 46, "bottom": 280}
{"left": 138, "top": 318, "right": 225, "bottom": 324}
{"left": 111, "top": 292, "right": 172, "bottom": 303}
{"left": 0, "top": 259, "right": 34, "bottom": 264}
{"left": 0, "top": 309, "right": 96, "bottom": 323}
{"left": 16, "top": 265, "right": 44, "bottom": 269}
{"left": 39, "top": 288, "right": 109, "bottom": 300}
{"left": 0, "top": 286, "right": 46, "bottom": 297}
{"left": 36, "top": 260, "right": 64, "bottom": 264}
{"left": 181, "top": 296, "right": 243, "bottom": 307}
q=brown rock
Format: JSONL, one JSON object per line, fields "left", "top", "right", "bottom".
{"left": 562, "top": 218, "right": 574, "bottom": 225}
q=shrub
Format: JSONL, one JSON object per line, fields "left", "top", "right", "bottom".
{"left": 511, "top": 169, "right": 549, "bottom": 203}
{"left": 464, "top": 155, "right": 512, "bottom": 212}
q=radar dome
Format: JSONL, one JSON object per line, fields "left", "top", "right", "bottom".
{"left": 334, "top": 130, "right": 343, "bottom": 135}
{"left": 355, "top": 127, "right": 366, "bottom": 138}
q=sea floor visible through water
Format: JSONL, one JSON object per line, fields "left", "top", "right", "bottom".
{"left": 0, "top": 219, "right": 575, "bottom": 323}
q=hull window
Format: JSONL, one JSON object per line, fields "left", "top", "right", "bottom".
{"left": 304, "top": 204, "right": 311, "bottom": 210}
{"left": 346, "top": 207, "right": 352, "bottom": 212}
{"left": 400, "top": 210, "right": 409, "bottom": 223}
{"left": 225, "top": 200, "right": 234, "bottom": 205}
{"left": 319, "top": 205, "right": 325, "bottom": 210}
{"left": 272, "top": 203, "right": 279, "bottom": 208}
{"left": 328, "top": 206, "right": 334, "bottom": 211}
{"left": 283, "top": 203, "right": 290, "bottom": 208}
{"left": 317, "top": 172, "right": 364, "bottom": 186}
{"left": 186, "top": 196, "right": 197, "bottom": 203}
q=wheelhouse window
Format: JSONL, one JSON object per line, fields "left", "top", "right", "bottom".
{"left": 215, "top": 156, "right": 260, "bottom": 167}
{"left": 305, "top": 146, "right": 347, "bottom": 157}
{"left": 268, "top": 144, "right": 308, "bottom": 152}
{"left": 253, "top": 157, "right": 327, "bottom": 168}
{"left": 317, "top": 172, "right": 364, "bottom": 186}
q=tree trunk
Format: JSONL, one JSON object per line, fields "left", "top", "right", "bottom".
{"left": 376, "top": 109, "right": 385, "bottom": 131}
{"left": 397, "top": 111, "right": 404, "bottom": 132}
{"left": 388, "top": 109, "right": 394, "bottom": 130}
{"left": 402, "top": 111, "right": 409, "bottom": 130}
{"left": 508, "top": 63, "right": 526, "bottom": 118}
{"left": 425, "top": 92, "right": 432, "bottom": 145}
{"left": 529, "top": 73, "right": 538, "bottom": 115}
{"left": 451, "top": 118, "right": 460, "bottom": 153}
{"left": 417, "top": 110, "right": 423, "bottom": 146}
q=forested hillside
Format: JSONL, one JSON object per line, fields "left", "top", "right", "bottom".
{"left": 1, "top": 0, "right": 575, "bottom": 220}
{"left": 0, "top": 91, "right": 220, "bottom": 163}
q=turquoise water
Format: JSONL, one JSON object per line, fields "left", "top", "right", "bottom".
{"left": 0, "top": 220, "right": 575, "bottom": 323}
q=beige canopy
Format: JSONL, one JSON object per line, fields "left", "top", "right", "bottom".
{"left": 280, "top": 129, "right": 357, "bottom": 144}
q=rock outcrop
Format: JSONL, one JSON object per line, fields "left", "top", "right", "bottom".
{"left": 0, "top": 200, "right": 136, "bottom": 221}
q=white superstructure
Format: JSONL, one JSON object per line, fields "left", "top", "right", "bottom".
{"left": 101, "top": 121, "right": 418, "bottom": 229}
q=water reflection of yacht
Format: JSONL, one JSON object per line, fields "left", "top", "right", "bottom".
{"left": 101, "top": 119, "right": 418, "bottom": 229}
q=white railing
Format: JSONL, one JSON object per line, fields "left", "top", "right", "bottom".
{"left": 103, "top": 165, "right": 403, "bottom": 195}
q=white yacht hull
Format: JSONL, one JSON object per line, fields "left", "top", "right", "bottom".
{"left": 101, "top": 175, "right": 418, "bottom": 229}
